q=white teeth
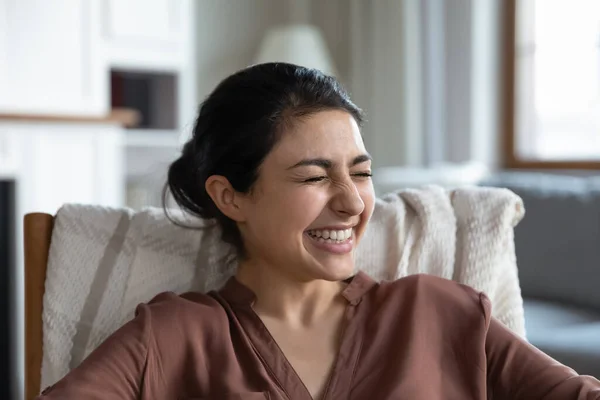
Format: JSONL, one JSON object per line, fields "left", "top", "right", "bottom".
{"left": 308, "top": 228, "right": 353, "bottom": 242}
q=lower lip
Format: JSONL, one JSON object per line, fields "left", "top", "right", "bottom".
{"left": 304, "top": 232, "right": 354, "bottom": 254}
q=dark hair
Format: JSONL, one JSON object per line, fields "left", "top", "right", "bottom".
{"left": 165, "top": 62, "right": 364, "bottom": 256}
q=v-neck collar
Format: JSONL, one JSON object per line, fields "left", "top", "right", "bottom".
{"left": 217, "top": 271, "right": 377, "bottom": 400}
{"left": 219, "top": 270, "right": 376, "bottom": 307}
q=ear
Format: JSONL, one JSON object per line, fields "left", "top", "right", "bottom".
{"left": 205, "top": 175, "right": 247, "bottom": 222}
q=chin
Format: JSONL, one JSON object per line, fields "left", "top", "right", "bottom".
{"left": 300, "top": 234, "right": 357, "bottom": 281}
{"left": 318, "top": 259, "right": 356, "bottom": 282}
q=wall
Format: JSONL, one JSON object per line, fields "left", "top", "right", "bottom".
{"left": 310, "top": 0, "right": 351, "bottom": 86}
{"left": 347, "top": 0, "right": 411, "bottom": 169}
{"left": 195, "top": 1, "right": 288, "bottom": 102}
{"left": 194, "top": 0, "right": 352, "bottom": 101}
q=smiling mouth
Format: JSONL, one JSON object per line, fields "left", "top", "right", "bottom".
{"left": 304, "top": 229, "right": 354, "bottom": 255}
{"left": 306, "top": 228, "right": 353, "bottom": 243}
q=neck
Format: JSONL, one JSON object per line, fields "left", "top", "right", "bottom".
{"left": 235, "top": 260, "right": 347, "bottom": 327}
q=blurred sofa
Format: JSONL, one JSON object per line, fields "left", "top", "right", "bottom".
{"left": 482, "top": 172, "right": 600, "bottom": 378}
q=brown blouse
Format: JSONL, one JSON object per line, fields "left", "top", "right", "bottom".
{"left": 37, "top": 272, "right": 600, "bottom": 399}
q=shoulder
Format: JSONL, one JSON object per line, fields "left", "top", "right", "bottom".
{"left": 365, "top": 274, "right": 492, "bottom": 353}
{"left": 374, "top": 274, "right": 489, "bottom": 320}
{"left": 135, "top": 290, "right": 230, "bottom": 340}
{"left": 144, "top": 290, "right": 224, "bottom": 309}
{"left": 125, "top": 291, "right": 235, "bottom": 387}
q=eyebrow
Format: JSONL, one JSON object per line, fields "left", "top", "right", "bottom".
{"left": 287, "top": 153, "right": 372, "bottom": 170}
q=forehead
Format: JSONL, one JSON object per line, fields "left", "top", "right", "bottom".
{"left": 271, "top": 110, "right": 366, "bottom": 162}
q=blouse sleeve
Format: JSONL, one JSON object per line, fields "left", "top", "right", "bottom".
{"left": 482, "top": 294, "right": 600, "bottom": 399}
{"left": 36, "top": 303, "right": 152, "bottom": 399}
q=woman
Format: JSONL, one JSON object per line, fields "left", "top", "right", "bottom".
{"left": 38, "top": 63, "right": 600, "bottom": 399}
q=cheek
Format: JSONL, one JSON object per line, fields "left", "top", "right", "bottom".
{"left": 275, "top": 183, "right": 330, "bottom": 208}
{"left": 281, "top": 189, "right": 331, "bottom": 231}
{"left": 360, "top": 179, "right": 375, "bottom": 209}
{"left": 365, "top": 191, "right": 376, "bottom": 216}
{"left": 252, "top": 186, "right": 329, "bottom": 234}
{"left": 358, "top": 184, "right": 376, "bottom": 228}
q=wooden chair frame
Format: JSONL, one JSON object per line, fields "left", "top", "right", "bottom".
{"left": 23, "top": 213, "right": 54, "bottom": 400}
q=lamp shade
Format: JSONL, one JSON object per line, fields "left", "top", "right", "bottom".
{"left": 254, "top": 24, "right": 338, "bottom": 77}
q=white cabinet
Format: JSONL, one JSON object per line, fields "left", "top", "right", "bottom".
{"left": 21, "top": 125, "right": 125, "bottom": 214}
{"left": 0, "top": 123, "right": 125, "bottom": 215}
{"left": 102, "top": 0, "right": 191, "bottom": 70}
{"left": 0, "top": 0, "right": 107, "bottom": 116}
{"left": 0, "top": 0, "right": 8, "bottom": 111}
{"left": 106, "top": 0, "right": 181, "bottom": 44}
{"left": 0, "top": 130, "right": 19, "bottom": 178}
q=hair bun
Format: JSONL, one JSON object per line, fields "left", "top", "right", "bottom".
{"left": 167, "top": 144, "right": 219, "bottom": 220}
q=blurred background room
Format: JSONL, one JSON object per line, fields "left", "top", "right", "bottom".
{"left": 1, "top": 0, "right": 599, "bottom": 398}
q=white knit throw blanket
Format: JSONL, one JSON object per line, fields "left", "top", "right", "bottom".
{"left": 40, "top": 185, "right": 525, "bottom": 390}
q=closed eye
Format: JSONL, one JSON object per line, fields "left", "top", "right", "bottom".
{"left": 304, "top": 176, "right": 328, "bottom": 183}
{"left": 304, "top": 173, "right": 372, "bottom": 183}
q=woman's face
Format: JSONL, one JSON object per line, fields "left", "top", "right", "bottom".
{"left": 237, "top": 110, "right": 375, "bottom": 282}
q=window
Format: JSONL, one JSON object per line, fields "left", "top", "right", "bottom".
{"left": 504, "top": 0, "right": 600, "bottom": 168}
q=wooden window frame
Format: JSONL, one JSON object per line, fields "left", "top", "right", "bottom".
{"left": 502, "top": 0, "right": 600, "bottom": 170}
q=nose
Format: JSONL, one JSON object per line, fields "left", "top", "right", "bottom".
{"left": 331, "top": 178, "right": 365, "bottom": 217}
